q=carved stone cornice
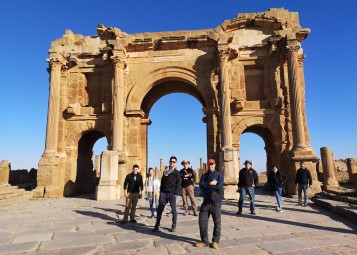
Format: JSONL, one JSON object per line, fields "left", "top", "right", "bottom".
{"left": 202, "top": 107, "right": 219, "bottom": 116}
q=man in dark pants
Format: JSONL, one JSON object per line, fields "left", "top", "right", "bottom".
{"left": 195, "top": 159, "right": 224, "bottom": 249}
{"left": 295, "top": 162, "right": 312, "bottom": 207}
{"left": 237, "top": 160, "right": 258, "bottom": 215}
{"left": 152, "top": 156, "right": 181, "bottom": 232}
{"left": 122, "top": 164, "right": 143, "bottom": 224}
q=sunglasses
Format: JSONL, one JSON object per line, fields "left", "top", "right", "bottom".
{"left": 170, "top": 161, "right": 176, "bottom": 163}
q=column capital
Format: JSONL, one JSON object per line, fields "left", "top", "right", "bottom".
{"left": 47, "top": 57, "right": 64, "bottom": 71}
{"left": 286, "top": 44, "right": 300, "bottom": 55}
{"left": 111, "top": 55, "right": 126, "bottom": 69}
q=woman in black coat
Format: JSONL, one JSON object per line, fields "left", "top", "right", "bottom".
{"left": 268, "top": 166, "right": 286, "bottom": 212}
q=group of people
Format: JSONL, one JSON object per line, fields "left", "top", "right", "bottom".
{"left": 120, "top": 158, "right": 313, "bottom": 249}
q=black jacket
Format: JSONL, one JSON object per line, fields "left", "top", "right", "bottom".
{"left": 268, "top": 171, "right": 287, "bottom": 191}
{"left": 238, "top": 167, "right": 258, "bottom": 187}
{"left": 295, "top": 168, "right": 312, "bottom": 186}
{"left": 160, "top": 169, "right": 181, "bottom": 195}
{"left": 180, "top": 168, "right": 195, "bottom": 188}
{"left": 123, "top": 173, "right": 143, "bottom": 193}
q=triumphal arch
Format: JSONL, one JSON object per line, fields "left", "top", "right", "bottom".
{"left": 34, "top": 8, "right": 321, "bottom": 199}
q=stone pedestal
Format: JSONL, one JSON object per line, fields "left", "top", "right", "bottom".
{"left": 218, "top": 148, "right": 239, "bottom": 199}
{"left": 0, "top": 160, "right": 10, "bottom": 184}
{"left": 320, "top": 147, "right": 339, "bottom": 190}
{"left": 34, "top": 154, "right": 65, "bottom": 198}
{"left": 96, "top": 150, "right": 120, "bottom": 200}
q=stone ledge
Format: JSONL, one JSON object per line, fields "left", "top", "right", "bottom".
{"left": 312, "top": 196, "right": 357, "bottom": 224}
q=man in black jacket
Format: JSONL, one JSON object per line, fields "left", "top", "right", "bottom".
{"left": 122, "top": 164, "right": 143, "bottom": 223}
{"left": 152, "top": 156, "right": 181, "bottom": 232}
{"left": 237, "top": 160, "right": 258, "bottom": 215}
{"left": 180, "top": 159, "right": 198, "bottom": 216}
{"left": 295, "top": 162, "right": 312, "bottom": 207}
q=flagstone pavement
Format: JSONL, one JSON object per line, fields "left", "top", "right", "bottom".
{"left": 0, "top": 187, "right": 356, "bottom": 255}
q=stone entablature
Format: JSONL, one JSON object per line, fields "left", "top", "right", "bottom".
{"left": 35, "top": 8, "right": 321, "bottom": 198}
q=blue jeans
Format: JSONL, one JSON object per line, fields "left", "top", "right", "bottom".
{"left": 298, "top": 184, "right": 308, "bottom": 205}
{"left": 274, "top": 187, "right": 283, "bottom": 208}
{"left": 238, "top": 187, "right": 255, "bottom": 212}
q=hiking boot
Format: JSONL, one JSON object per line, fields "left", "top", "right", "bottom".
{"left": 129, "top": 219, "right": 137, "bottom": 223}
{"left": 303, "top": 203, "right": 307, "bottom": 207}
{"left": 170, "top": 224, "right": 176, "bottom": 232}
{"left": 195, "top": 242, "right": 208, "bottom": 248}
{"left": 211, "top": 242, "right": 219, "bottom": 249}
{"left": 250, "top": 211, "right": 256, "bottom": 215}
{"left": 152, "top": 225, "right": 159, "bottom": 232}
{"left": 236, "top": 211, "right": 242, "bottom": 215}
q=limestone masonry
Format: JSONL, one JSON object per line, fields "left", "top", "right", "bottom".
{"left": 34, "top": 8, "right": 322, "bottom": 199}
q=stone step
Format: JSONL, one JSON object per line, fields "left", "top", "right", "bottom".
{"left": 312, "top": 196, "right": 357, "bottom": 224}
{"left": 0, "top": 185, "right": 33, "bottom": 205}
{"left": 324, "top": 187, "right": 356, "bottom": 197}
{"left": 320, "top": 191, "right": 357, "bottom": 205}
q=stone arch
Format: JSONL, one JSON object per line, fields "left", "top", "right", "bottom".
{"left": 63, "top": 125, "right": 110, "bottom": 196}
{"left": 233, "top": 116, "right": 282, "bottom": 173}
{"left": 126, "top": 66, "right": 216, "bottom": 113}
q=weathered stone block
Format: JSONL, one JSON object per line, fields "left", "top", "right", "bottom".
{"left": 0, "top": 160, "right": 10, "bottom": 184}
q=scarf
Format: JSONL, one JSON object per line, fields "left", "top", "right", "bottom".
{"left": 163, "top": 167, "right": 175, "bottom": 176}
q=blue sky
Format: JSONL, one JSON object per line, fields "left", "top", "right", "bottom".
{"left": 0, "top": 0, "right": 356, "bottom": 172}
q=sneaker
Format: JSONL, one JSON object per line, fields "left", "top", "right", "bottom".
{"left": 236, "top": 211, "right": 242, "bottom": 215}
{"left": 195, "top": 242, "right": 208, "bottom": 248}
{"left": 279, "top": 209, "right": 283, "bottom": 212}
{"left": 148, "top": 215, "right": 154, "bottom": 218}
{"left": 276, "top": 207, "right": 280, "bottom": 212}
{"left": 250, "top": 211, "right": 256, "bottom": 215}
{"left": 297, "top": 202, "right": 302, "bottom": 206}
{"left": 303, "top": 203, "right": 307, "bottom": 207}
{"left": 170, "top": 224, "right": 176, "bottom": 232}
{"left": 212, "top": 242, "right": 219, "bottom": 249}
{"left": 152, "top": 225, "right": 159, "bottom": 232}
{"left": 129, "top": 219, "right": 137, "bottom": 223}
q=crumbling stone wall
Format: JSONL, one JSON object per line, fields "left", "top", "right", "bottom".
{"left": 9, "top": 168, "right": 37, "bottom": 190}
{"left": 0, "top": 160, "right": 11, "bottom": 184}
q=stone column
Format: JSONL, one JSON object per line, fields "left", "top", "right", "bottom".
{"left": 347, "top": 158, "right": 357, "bottom": 185}
{"left": 0, "top": 160, "right": 10, "bottom": 184}
{"left": 111, "top": 56, "right": 125, "bottom": 151}
{"left": 286, "top": 42, "right": 305, "bottom": 150}
{"left": 320, "top": 147, "right": 339, "bottom": 190}
{"left": 218, "top": 48, "right": 233, "bottom": 149}
{"left": 95, "top": 155, "right": 100, "bottom": 178}
{"left": 44, "top": 58, "right": 63, "bottom": 154}
{"left": 217, "top": 46, "right": 238, "bottom": 200}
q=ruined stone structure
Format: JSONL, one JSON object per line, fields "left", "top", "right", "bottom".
{"left": 0, "top": 160, "right": 11, "bottom": 184}
{"left": 34, "top": 8, "right": 321, "bottom": 199}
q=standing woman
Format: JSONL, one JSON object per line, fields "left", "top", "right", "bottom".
{"left": 145, "top": 167, "right": 161, "bottom": 218}
{"left": 268, "top": 166, "right": 287, "bottom": 212}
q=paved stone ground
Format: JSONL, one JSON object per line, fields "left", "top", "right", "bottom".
{"left": 0, "top": 187, "right": 356, "bottom": 255}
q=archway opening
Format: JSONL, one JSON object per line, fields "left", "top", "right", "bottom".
{"left": 147, "top": 93, "right": 206, "bottom": 172}
{"left": 240, "top": 133, "right": 267, "bottom": 173}
{"left": 75, "top": 130, "right": 107, "bottom": 195}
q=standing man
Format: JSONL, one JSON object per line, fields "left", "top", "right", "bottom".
{"left": 237, "top": 160, "right": 258, "bottom": 215}
{"left": 122, "top": 164, "right": 143, "bottom": 224}
{"left": 152, "top": 156, "right": 181, "bottom": 232}
{"left": 180, "top": 159, "right": 198, "bottom": 216}
{"left": 295, "top": 161, "right": 312, "bottom": 207}
{"left": 195, "top": 159, "right": 224, "bottom": 249}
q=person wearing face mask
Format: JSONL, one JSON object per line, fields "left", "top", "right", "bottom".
{"left": 121, "top": 164, "right": 143, "bottom": 224}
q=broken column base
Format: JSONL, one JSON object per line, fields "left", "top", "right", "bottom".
{"left": 96, "top": 150, "right": 120, "bottom": 201}
{"left": 222, "top": 185, "right": 239, "bottom": 200}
